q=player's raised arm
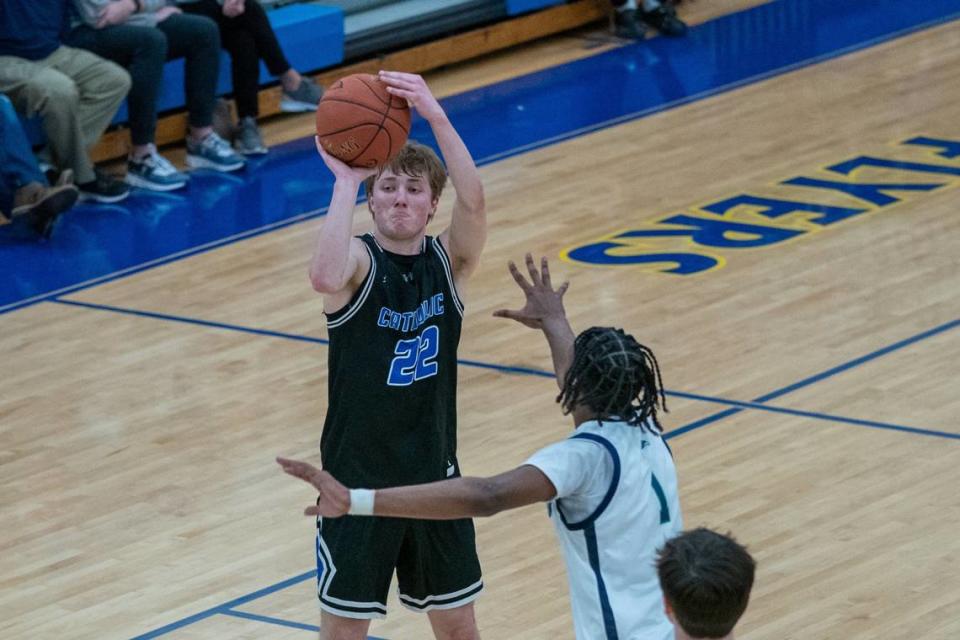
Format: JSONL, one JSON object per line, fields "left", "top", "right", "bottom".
{"left": 308, "top": 141, "right": 377, "bottom": 297}
{"left": 379, "top": 70, "right": 486, "bottom": 282}
{"left": 278, "top": 457, "right": 556, "bottom": 520}
{"left": 494, "top": 254, "right": 576, "bottom": 389}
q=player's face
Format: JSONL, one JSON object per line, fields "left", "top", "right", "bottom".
{"left": 369, "top": 170, "right": 438, "bottom": 241}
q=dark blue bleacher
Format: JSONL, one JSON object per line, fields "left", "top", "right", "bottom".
{"left": 505, "top": 0, "right": 565, "bottom": 16}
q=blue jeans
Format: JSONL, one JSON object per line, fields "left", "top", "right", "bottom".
{"left": 0, "top": 93, "right": 46, "bottom": 216}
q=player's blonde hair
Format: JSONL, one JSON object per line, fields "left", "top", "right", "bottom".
{"left": 364, "top": 141, "right": 448, "bottom": 201}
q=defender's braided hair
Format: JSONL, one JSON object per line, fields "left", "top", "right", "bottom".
{"left": 557, "top": 327, "right": 667, "bottom": 431}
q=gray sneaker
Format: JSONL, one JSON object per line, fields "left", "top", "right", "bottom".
{"left": 234, "top": 117, "right": 268, "bottom": 155}
{"left": 186, "top": 131, "right": 246, "bottom": 172}
{"left": 281, "top": 77, "right": 323, "bottom": 112}
{"left": 127, "top": 145, "right": 189, "bottom": 191}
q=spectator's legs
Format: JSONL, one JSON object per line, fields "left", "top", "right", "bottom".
{"left": 0, "top": 95, "right": 79, "bottom": 231}
{"left": 0, "top": 94, "right": 47, "bottom": 215}
{"left": 50, "top": 48, "right": 131, "bottom": 162}
{"left": 181, "top": 0, "right": 297, "bottom": 119}
{"left": 156, "top": 13, "right": 220, "bottom": 137}
{"left": 231, "top": 0, "right": 297, "bottom": 91}
{"left": 0, "top": 49, "right": 129, "bottom": 185}
{"left": 157, "top": 13, "right": 244, "bottom": 171}
{"left": 66, "top": 25, "right": 167, "bottom": 157}
{"left": 224, "top": 28, "right": 261, "bottom": 120}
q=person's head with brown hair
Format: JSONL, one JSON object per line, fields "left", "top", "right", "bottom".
{"left": 657, "top": 528, "right": 756, "bottom": 639}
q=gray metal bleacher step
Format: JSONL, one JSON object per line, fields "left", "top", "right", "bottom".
{"left": 312, "top": 0, "right": 506, "bottom": 60}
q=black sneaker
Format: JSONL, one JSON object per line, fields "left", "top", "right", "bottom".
{"left": 614, "top": 8, "right": 647, "bottom": 39}
{"left": 78, "top": 169, "right": 131, "bottom": 203}
{"left": 642, "top": 4, "right": 688, "bottom": 37}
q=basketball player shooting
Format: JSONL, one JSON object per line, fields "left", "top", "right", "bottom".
{"left": 281, "top": 254, "right": 683, "bottom": 640}
{"left": 306, "top": 71, "right": 487, "bottom": 640}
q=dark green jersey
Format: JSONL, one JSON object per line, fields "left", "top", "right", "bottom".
{"left": 321, "top": 233, "right": 464, "bottom": 488}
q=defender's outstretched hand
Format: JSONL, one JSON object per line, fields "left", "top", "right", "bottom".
{"left": 493, "top": 254, "right": 570, "bottom": 330}
{"left": 378, "top": 71, "right": 445, "bottom": 123}
{"left": 277, "top": 457, "right": 351, "bottom": 517}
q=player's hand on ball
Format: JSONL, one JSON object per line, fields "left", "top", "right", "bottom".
{"left": 378, "top": 71, "right": 445, "bottom": 123}
{"left": 315, "top": 137, "right": 378, "bottom": 183}
{"left": 277, "top": 457, "right": 351, "bottom": 517}
{"left": 493, "top": 254, "right": 570, "bottom": 330}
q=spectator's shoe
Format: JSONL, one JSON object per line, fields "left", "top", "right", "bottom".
{"left": 11, "top": 181, "right": 79, "bottom": 236}
{"left": 54, "top": 168, "right": 74, "bottom": 187}
{"left": 281, "top": 77, "right": 323, "bottom": 112}
{"left": 614, "top": 9, "right": 647, "bottom": 39}
{"left": 78, "top": 170, "right": 131, "bottom": 204}
{"left": 641, "top": 4, "right": 688, "bottom": 36}
{"left": 43, "top": 166, "right": 74, "bottom": 188}
{"left": 127, "top": 146, "right": 189, "bottom": 191}
{"left": 186, "top": 132, "right": 246, "bottom": 172}
{"left": 234, "top": 117, "right": 268, "bottom": 155}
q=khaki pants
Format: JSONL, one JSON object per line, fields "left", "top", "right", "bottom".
{"left": 0, "top": 46, "right": 130, "bottom": 184}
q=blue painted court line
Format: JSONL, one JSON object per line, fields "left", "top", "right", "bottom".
{"left": 130, "top": 570, "right": 315, "bottom": 640}
{"left": 51, "top": 298, "right": 958, "bottom": 440}
{"left": 4, "top": 0, "right": 960, "bottom": 313}
{"left": 667, "top": 390, "right": 960, "bottom": 440}
{"left": 0, "top": 201, "right": 329, "bottom": 318}
{"left": 753, "top": 318, "right": 960, "bottom": 404}
{"left": 220, "top": 609, "right": 319, "bottom": 632}
{"left": 666, "top": 408, "right": 742, "bottom": 440}
{"left": 53, "top": 297, "right": 330, "bottom": 346}
{"left": 664, "top": 317, "right": 960, "bottom": 441}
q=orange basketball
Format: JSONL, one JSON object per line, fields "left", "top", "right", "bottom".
{"left": 315, "top": 73, "right": 411, "bottom": 168}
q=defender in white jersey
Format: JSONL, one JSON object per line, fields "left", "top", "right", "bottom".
{"left": 280, "top": 254, "right": 682, "bottom": 640}
{"left": 527, "top": 414, "right": 681, "bottom": 639}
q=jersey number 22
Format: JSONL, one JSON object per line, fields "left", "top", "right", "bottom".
{"left": 387, "top": 325, "right": 439, "bottom": 386}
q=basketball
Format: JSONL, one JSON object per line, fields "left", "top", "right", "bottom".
{"left": 315, "top": 73, "right": 412, "bottom": 168}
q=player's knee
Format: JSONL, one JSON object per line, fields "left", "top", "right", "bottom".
{"left": 318, "top": 627, "right": 367, "bottom": 640}
{"left": 319, "top": 630, "right": 366, "bottom": 640}
{"left": 318, "top": 613, "right": 370, "bottom": 640}
{"left": 429, "top": 607, "right": 480, "bottom": 640}
{"left": 434, "top": 623, "right": 480, "bottom": 640}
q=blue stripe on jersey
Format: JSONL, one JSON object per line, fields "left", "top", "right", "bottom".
{"left": 555, "top": 433, "right": 621, "bottom": 530}
{"left": 584, "top": 522, "right": 620, "bottom": 640}
{"left": 650, "top": 473, "right": 671, "bottom": 524}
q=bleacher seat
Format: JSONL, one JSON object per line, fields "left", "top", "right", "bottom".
{"left": 505, "top": 0, "right": 565, "bottom": 16}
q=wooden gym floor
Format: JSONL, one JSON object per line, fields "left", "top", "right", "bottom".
{"left": 2, "top": 1, "right": 959, "bottom": 638}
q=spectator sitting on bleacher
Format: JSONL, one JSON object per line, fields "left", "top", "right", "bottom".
{"left": 69, "top": 0, "right": 247, "bottom": 191}
{"left": 0, "top": 0, "right": 131, "bottom": 204}
{"left": 611, "top": 0, "right": 687, "bottom": 40}
{"left": 0, "top": 93, "right": 79, "bottom": 236}
{"left": 177, "top": 0, "right": 323, "bottom": 155}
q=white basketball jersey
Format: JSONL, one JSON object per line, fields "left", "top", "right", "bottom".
{"left": 527, "top": 419, "right": 682, "bottom": 640}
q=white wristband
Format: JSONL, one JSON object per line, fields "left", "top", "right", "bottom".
{"left": 348, "top": 489, "right": 375, "bottom": 516}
